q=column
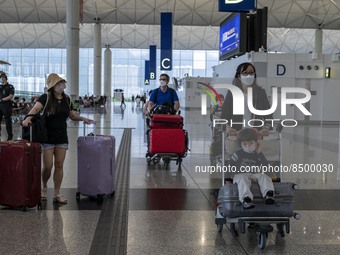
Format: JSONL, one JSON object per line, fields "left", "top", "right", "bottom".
{"left": 66, "top": 0, "right": 80, "bottom": 97}
{"left": 314, "top": 29, "right": 323, "bottom": 59}
{"left": 104, "top": 45, "right": 112, "bottom": 99}
{"left": 93, "top": 20, "right": 102, "bottom": 96}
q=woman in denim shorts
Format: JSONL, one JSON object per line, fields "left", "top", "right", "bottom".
{"left": 22, "top": 73, "right": 93, "bottom": 204}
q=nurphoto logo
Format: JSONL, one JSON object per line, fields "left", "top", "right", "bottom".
{"left": 201, "top": 84, "right": 312, "bottom": 128}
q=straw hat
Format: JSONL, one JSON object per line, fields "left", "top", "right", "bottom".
{"left": 47, "top": 73, "right": 66, "bottom": 91}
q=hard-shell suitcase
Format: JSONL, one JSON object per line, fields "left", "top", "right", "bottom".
{"left": 217, "top": 182, "right": 297, "bottom": 218}
{"left": 77, "top": 135, "right": 115, "bottom": 199}
{"left": 150, "top": 114, "right": 183, "bottom": 129}
{"left": 149, "top": 129, "right": 186, "bottom": 155}
{"left": 0, "top": 140, "right": 41, "bottom": 210}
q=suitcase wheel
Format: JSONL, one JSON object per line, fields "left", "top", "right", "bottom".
{"left": 217, "top": 223, "right": 223, "bottom": 233}
{"left": 257, "top": 232, "right": 267, "bottom": 249}
{"left": 97, "top": 194, "right": 104, "bottom": 201}
{"left": 76, "top": 192, "right": 80, "bottom": 201}
{"left": 229, "top": 223, "right": 238, "bottom": 237}
{"left": 277, "top": 223, "right": 285, "bottom": 237}
{"left": 163, "top": 157, "right": 170, "bottom": 170}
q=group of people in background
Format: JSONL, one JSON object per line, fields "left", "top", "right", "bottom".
{"left": 77, "top": 95, "right": 107, "bottom": 108}
{"left": 132, "top": 94, "right": 147, "bottom": 107}
{"left": 12, "top": 96, "right": 38, "bottom": 115}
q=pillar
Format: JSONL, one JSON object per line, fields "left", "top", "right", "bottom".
{"left": 66, "top": 0, "right": 80, "bottom": 97}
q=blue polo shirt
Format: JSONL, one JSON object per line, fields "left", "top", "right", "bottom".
{"left": 149, "top": 86, "right": 179, "bottom": 106}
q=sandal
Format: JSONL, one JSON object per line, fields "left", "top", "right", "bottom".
{"left": 53, "top": 194, "right": 68, "bottom": 204}
{"left": 41, "top": 188, "right": 47, "bottom": 201}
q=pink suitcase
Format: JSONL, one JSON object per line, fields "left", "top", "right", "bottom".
{"left": 76, "top": 135, "right": 115, "bottom": 200}
{"left": 149, "top": 129, "right": 186, "bottom": 156}
{"left": 0, "top": 140, "right": 42, "bottom": 210}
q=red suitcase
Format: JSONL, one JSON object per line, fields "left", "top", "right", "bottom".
{"left": 150, "top": 114, "right": 183, "bottom": 129}
{"left": 149, "top": 129, "right": 186, "bottom": 155}
{"left": 0, "top": 140, "right": 41, "bottom": 210}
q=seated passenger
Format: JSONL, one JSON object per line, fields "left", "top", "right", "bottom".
{"left": 147, "top": 74, "right": 180, "bottom": 114}
{"left": 12, "top": 96, "right": 20, "bottom": 114}
{"left": 229, "top": 128, "right": 275, "bottom": 209}
{"left": 18, "top": 97, "right": 30, "bottom": 115}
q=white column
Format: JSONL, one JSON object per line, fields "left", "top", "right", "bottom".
{"left": 93, "top": 20, "right": 102, "bottom": 96}
{"left": 66, "top": 0, "right": 80, "bottom": 97}
{"left": 314, "top": 29, "right": 323, "bottom": 58}
{"left": 104, "top": 45, "right": 112, "bottom": 99}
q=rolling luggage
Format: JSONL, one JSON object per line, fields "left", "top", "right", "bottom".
{"left": 0, "top": 140, "right": 41, "bottom": 210}
{"left": 76, "top": 133, "right": 115, "bottom": 200}
{"left": 150, "top": 114, "right": 183, "bottom": 129}
{"left": 149, "top": 128, "right": 186, "bottom": 155}
{"left": 217, "top": 182, "right": 297, "bottom": 218}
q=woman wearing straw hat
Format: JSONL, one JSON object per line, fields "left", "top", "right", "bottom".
{"left": 22, "top": 73, "right": 93, "bottom": 204}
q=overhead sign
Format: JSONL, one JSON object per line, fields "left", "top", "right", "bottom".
{"left": 144, "top": 60, "right": 150, "bottom": 85}
{"left": 149, "top": 45, "right": 156, "bottom": 80}
{"left": 160, "top": 13, "right": 172, "bottom": 71}
{"left": 218, "top": 0, "right": 256, "bottom": 12}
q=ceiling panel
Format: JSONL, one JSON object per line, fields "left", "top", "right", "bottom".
{"left": 0, "top": 0, "right": 337, "bottom": 54}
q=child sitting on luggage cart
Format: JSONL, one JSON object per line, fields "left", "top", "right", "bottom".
{"left": 229, "top": 128, "right": 275, "bottom": 210}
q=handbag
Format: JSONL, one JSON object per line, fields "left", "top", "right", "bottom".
{"left": 22, "top": 96, "right": 49, "bottom": 143}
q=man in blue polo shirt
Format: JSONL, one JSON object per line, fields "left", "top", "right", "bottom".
{"left": 147, "top": 73, "right": 180, "bottom": 113}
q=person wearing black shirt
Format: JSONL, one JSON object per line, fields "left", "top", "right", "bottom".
{"left": 22, "top": 73, "right": 93, "bottom": 204}
{"left": 220, "top": 62, "right": 273, "bottom": 137}
{"left": 0, "top": 73, "right": 15, "bottom": 140}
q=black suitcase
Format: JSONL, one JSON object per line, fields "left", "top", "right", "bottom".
{"left": 217, "top": 182, "right": 297, "bottom": 218}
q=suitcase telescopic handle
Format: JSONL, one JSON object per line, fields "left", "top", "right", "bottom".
{"left": 20, "top": 125, "right": 33, "bottom": 142}
{"left": 83, "top": 121, "right": 97, "bottom": 140}
{"left": 221, "top": 128, "right": 225, "bottom": 186}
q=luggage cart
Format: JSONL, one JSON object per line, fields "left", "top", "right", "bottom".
{"left": 146, "top": 124, "right": 189, "bottom": 171}
{"left": 145, "top": 107, "right": 189, "bottom": 170}
{"left": 214, "top": 127, "right": 300, "bottom": 250}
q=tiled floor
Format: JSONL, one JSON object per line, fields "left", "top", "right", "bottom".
{"left": 1, "top": 102, "right": 340, "bottom": 254}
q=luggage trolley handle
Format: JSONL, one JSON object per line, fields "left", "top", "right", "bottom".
{"left": 83, "top": 121, "right": 97, "bottom": 140}
{"left": 221, "top": 126, "right": 225, "bottom": 187}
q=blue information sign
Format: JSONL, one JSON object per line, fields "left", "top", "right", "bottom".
{"left": 160, "top": 13, "right": 172, "bottom": 71}
{"left": 149, "top": 45, "right": 156, "bottom": 80}
{"left": 218, "top": 0, "right": 256, "bottom": 12}
{"left": 144, "top": 60, "right": 150, "bottom": 85}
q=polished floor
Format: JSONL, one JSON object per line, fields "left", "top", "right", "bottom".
{"left": 1, "top": 102, "right": 340, "bottom": 255}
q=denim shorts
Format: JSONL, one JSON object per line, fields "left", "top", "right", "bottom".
{"left": 41, "top": 143, "right": 68, "bottom": 151}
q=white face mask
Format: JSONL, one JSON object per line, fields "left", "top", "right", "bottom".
{"left": 160, "top": 80, "right": 167, "bottom": 87}
{"left": 54, "top": 84, "right": 65, "bottom": 94}
{"left": 242, "top": 144, "right": 256, "bottom": 153}
{"left": 240, "top": 75, "right": 255, "bottom": 86}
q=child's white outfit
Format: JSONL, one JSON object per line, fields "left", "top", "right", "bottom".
{"left": 230, "top": 149, "right": 274, "bottom": 203}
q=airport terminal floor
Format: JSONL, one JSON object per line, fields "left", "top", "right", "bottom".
{"left": 1, "top": 101, "right": 340, "bottom": 255}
